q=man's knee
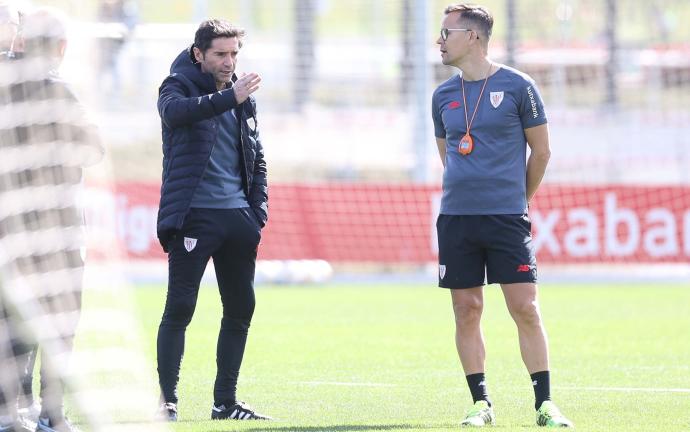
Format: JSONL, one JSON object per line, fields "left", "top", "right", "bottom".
{"left": 452, "top": 295, "right": 483, "bottom": 327}
{"left": 220, "top": 292, "right": 255, "bottom": 334}
{"left": 221, "top": 300, "right": 255, "bottom": 323}
{"left": 161, "top": 295, "right": 197, "bottom": 328}
{"left": 220, "top": 316, "right": 252, "bottom": 335}
{"left": 220, "top": 290, "right": 255, "bottom": 321}
{"left": 509, "top": 299, "right": 542, "bottom": 327}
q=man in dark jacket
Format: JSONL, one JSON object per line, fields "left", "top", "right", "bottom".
{"left": 155, "top": 19, "right": 269, "bottom": 422}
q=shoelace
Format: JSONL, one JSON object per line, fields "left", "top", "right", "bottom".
{"left": 466, "top": 408, "right": 481, "bottom": 416}
{"left": 466, "top": 403, "right": 488, "bottom": 417}
{"left": 543, "top": 407, "right": 561, "bottom": 418}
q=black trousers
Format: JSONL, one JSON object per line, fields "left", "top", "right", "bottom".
{"left": 157, "top": 207, "right": 261, "bottom": 406}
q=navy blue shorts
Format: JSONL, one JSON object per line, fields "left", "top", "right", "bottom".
{"left": 436, "top": 214, "right": 537, "bottom": 289}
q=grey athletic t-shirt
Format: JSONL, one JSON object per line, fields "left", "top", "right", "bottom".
{"left": 431, "top": 65, "right": 547, "bottom": 215}
{"left": 191, "top": 109, "right": 248, "bottom": 209}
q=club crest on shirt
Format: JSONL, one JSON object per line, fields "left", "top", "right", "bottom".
{"left": 184, "top": 237, "right": 197, "bottom": 252}
{"left": 490, "top": 91, "right": 504, "bottom": 108}
{"left": 439, "top": 264, "right": 446, "bottom": 279}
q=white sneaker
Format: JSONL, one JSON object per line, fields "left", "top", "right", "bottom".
{"left": 36, "top": 416, "right": 79, "bottom": 432}
{"left": 17, "top": 402, "right": 41, "bottom": 423}
{"left": 0, "top": 416, "right": 37, "bottom": 432}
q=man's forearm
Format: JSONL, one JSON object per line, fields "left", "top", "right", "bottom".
{"left": 526, "top": 152, "right": 550, "bottom": 203}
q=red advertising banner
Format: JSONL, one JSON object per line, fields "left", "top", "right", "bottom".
{"left": 531, "top": 185, "right": 690, "bottom": 263}
{"left": 83, "top": 182, "right": 690, "bottom": 264}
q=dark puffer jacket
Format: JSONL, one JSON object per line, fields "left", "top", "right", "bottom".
{"left": 156, "top": 48, "right": 268, "bottom": 252}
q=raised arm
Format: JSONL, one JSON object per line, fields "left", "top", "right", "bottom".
{"left": 157, "top": 75, "right": 239, "bottom": 129}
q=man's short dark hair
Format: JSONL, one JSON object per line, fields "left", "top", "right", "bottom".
{"left": 444, "top": 4, "right": 493, "bottom": 41}
{"left": 194, "top": 19, "right": 245, "bottom": 53}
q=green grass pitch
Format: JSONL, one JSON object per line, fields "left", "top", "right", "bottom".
{"left": 101, "top": 282, "right": 690, "bottom": 431}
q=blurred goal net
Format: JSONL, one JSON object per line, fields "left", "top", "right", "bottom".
{"left": 88, "top": 0, "right": 689, "bottom": 278}
{"left": 0, "top": 3, "right": 166, "bottom": 431}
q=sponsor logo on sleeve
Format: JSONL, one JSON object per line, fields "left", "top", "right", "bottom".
{"left": 448, "top": 101, "right": 461, "bottom": 109}
{"left": 526, "top": 86, "right": 539, "bottom": 118}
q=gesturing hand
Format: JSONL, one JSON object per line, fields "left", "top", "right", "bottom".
{"left": 233, "top": 72, "right": 261, "bottom": 104}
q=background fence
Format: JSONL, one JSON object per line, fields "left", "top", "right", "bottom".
{"left": 28, "top": 0, "right": 690, "bottom": 278}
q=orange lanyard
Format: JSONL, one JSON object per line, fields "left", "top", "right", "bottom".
{"left": 461, "top": 63, "right": 492, "bottom": 137}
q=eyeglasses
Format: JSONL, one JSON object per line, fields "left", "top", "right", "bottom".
{"left": 440, "top": 28, "right": 475, "bottom": 41}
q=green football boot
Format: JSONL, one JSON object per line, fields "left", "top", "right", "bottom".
{"left": 460, "top": 400, "right": 495, "bottom": 427}
{"left": 536, "top": 401, "right": 574, "bottom": 427}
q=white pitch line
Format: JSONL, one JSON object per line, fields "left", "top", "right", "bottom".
{"left": 297, "top": 382, "right": 690, "bottom": 393}
{"left": 297, "top": 381, "right": 397, "bottom": 387}
{"left": 556, "top": 386, "right": 690, "bottom": 394}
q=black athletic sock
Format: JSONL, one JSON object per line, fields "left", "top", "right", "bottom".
{"left": 531, "top": 370, "right": 551, "bottom": 410}
{"left": 466, "top": 373, "right": 491, "bottom": 407}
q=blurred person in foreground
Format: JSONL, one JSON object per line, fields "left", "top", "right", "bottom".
{"left": 0, "top": 6, "right": 103, "bottom": 432}
{"left": 1, "top": 3, "right": 37, "bottom": 428}
{"left": 431, "top": 4, "right": 573, "bottom": 428}
{"left": 0, "top": 3, "right": 41, "bottom": 424}
{"left": 0, "top": 6, "right": 31, "bottom": 431}
{"left": 155, "top": 18, "right": 268, "bottom": 422}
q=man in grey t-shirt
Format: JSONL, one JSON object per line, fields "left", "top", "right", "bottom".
{"left": 431, "top": 4, "right": 572, "bottom": 428}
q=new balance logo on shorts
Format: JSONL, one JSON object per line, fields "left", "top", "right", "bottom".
{"left": 517, "top": 264, "right": 531, "bottom": 272}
